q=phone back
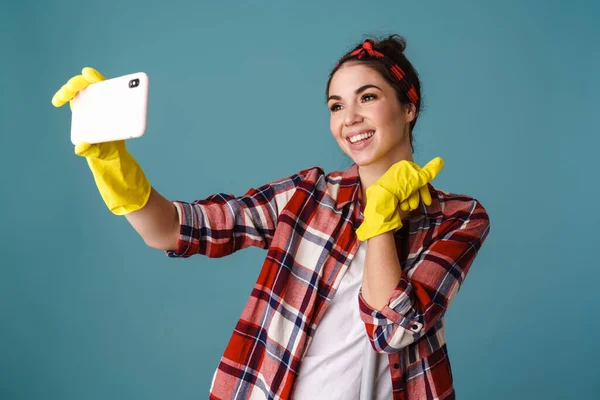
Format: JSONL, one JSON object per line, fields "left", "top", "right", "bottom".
{"left": 70, "top": 72, "right": 149, "bottom": 145}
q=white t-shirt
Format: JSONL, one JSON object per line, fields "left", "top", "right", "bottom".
{"left": 293, "top": 241, "right": 393, "bottom": 399}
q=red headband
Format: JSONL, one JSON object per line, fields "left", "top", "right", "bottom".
{"left": 336, "top": 39, "right": 419, "bottom": 105}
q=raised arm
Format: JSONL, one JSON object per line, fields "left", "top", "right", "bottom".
{"left": 52, "top": 67, "right": 306, "bottom": 256}
{"left": 52, "top": 67, "right": 192, "bottom": 252}
{"left": 165, "top": 170, "right": 307, "bottom": 258}
{"left": 125, "top": 188, "right": 180, "bottom": 251}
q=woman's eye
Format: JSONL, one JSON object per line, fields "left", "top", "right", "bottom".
{"left": 329, "top": 104, "right": 342, "bottom": 112}
{"left": 361, "top": 93, "right": 376, "bottom": 102}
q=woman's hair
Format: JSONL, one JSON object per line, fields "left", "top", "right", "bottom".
{"left": 326, "top": 34, "right": 423, "bottom": 154}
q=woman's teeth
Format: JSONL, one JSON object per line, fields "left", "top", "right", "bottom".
{"left": 348, "top": 131, "right": 375, "bottom": 144}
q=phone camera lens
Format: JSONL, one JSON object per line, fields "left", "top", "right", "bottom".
{"left": 129, "top": 79, "right": 140, "bottom": 88}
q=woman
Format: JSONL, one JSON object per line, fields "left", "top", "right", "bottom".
{"left": 52, "top": 35, "right": 490, "bottom": 400}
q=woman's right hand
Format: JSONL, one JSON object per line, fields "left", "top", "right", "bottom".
{"left": 52, "top": 67, "right": 152, "bottom": 215}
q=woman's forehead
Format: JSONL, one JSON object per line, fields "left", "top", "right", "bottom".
{"left": 329, "top": 63, "right": 389, "bottom": 95}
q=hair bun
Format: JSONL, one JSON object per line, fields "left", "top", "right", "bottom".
{"left": 375, "top": 34, "right": 407, "bottom": 56}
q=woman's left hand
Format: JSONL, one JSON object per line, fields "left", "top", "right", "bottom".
{"left": 356, "top": 157, "right": 444, "bottom": 241}
{"left": 399, "top": 161, "right": 435, "bottom": 212}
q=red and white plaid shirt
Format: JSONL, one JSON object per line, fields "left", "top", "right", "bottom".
{"left": 167, "top": 163, "right": 490, "bottom": 400}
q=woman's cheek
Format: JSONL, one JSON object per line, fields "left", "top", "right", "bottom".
{"left": 330, "top": 117, "right": 342, "bottom": 138}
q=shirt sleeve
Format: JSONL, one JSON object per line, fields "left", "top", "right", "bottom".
{"left": 165, "top": 169, "right": 311, "bottom": 258}
{"left": 357, "top": 199, "right": 491, "bottom": 353}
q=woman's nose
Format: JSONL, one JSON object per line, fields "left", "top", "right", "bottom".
{"left": 344, "top": 105, "right": 363, "bottom": 126}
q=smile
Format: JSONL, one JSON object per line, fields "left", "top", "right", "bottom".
{"left": 347, "top": 130, "right": 375, "bottom": 144}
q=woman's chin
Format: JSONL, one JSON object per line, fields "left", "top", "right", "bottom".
{"left": 350, "top": 154, "right": 378, "bottom": 167}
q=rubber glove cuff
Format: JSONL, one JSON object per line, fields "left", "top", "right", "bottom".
{"left": 78, "top": 142, "right": 152, "bottom": 215}
{"left": 356, "top": 185, "right": 403, "bottom": 241}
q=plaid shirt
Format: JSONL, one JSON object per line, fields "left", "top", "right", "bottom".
{"left": 167, "top": 164, "right": 490, "bottom": 400}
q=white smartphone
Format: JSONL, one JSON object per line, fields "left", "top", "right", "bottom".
{"left": 70, "top": 72, "right": 149, "bottom": 145}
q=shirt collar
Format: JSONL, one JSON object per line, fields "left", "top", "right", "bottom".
{"left": 335, "top": 163, "right": 362, "bottom": 210}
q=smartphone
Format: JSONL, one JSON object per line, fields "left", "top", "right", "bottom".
{"left": 70, "top": 72, "right": 149, "bottom": 145}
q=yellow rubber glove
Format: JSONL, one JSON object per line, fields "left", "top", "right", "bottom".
{"left": 52, "top": 67, "right": 152, "bottom": 215}
{"left": 399, "top": 161, "right": 433, "bottom": 212}
{"left": 356, "top": 157, "right": 444, "bottom": 241}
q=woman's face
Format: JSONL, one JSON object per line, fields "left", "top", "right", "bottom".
{"left": 327, "top": 62, "right": 414, "bottom": 168}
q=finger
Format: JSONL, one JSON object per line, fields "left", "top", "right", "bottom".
{"left": 419, "top": 185, "right": 432, "bottom": 206}
{"left": 422, "top": 157, "right": 444, "bottom": 176}
{"left": 400, "top": 199, "right": 410, "bottom": 211}
{"left": 52, "top": 68, "right": 105, "bottom": 108}
{"left": 405, "top": 162, "right": 425, "bottom": 208}
{"left": 65, "top": 74, "right": 91, "bottom": 92}
{"left": 51, "top": 90, "right": 66, "bottom": 107}
{"left": 52, "top": 74, "right": 89, "bottom": 107}
{"left": 51, "top": 85, "right": 75, "bottom": 107}
{"left": 407, "top": 190, "right": 420, "bottom": 210}
{"left": 82, "top": 67, "right": 106, "bottom": 83}
{"left": 418, "top": 157, "right": 444, "bottom": 185}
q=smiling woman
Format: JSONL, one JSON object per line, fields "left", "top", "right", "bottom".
{"left": 327, "top": 36, "right": 422, "bottom": 148}
{"left": 327, "top": 65, "right": 416, "bottom": 195}
{"left": 51, "top": 34, "right": 490, "bottom": 400}
{"left": 326, "top": 37, "right": 423, "bottom": 197}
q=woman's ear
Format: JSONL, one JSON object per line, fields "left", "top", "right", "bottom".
{"left": 404, "top": 103, "right": 417, "bottom": 123}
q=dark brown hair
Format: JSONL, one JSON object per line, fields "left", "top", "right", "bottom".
{"left": 326, "top": 34, "right": 423, "bottom": 153}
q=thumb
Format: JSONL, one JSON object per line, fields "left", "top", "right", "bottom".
{"left": 418, "top": 157, "right": 444, "bottom": 185}
{"left": 82, "top": 67, "right": 106, "bottom": 83}
{"left": 74, "top": 142, "right": 95, "bottom": 157}
{"left": 74, "top": 141, "right": 124, "bottom": 159}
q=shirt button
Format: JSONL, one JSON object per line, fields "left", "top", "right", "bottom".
{"left": 393, "top": 363, "right": 400, "bottom": 369}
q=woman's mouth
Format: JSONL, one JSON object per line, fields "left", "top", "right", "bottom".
{"left": 347, "top": 130, "right": 375, "bottom": 150}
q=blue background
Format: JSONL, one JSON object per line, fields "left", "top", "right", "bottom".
{"left": 1, "top": 0, "right": 598, "bottom": 398}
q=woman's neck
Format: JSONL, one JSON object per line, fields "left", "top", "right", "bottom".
{"left": 358, "top": 147, "right": 414, "bottom": 199}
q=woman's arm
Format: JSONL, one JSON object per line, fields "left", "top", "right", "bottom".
{"left": 359, "top": 199, "right": 490, "bottom": 354}
{"left": 361, "top": 231, "right": 403, "bottom": 310}
{"left": 125, "top": 188, "right": 180, "bottom": 251}
{"left": 163, "top": 167, "right": 321, "bottom": 259}
{"left": 361, "top": 204, "right": 411, "bottom": 309}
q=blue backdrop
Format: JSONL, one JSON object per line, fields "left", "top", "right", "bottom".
{"left": 1, "top": 0, "right": 598, "bottom": 398}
